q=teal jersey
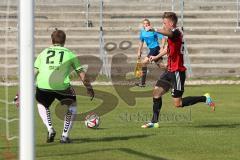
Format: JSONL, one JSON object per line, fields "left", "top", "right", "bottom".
{"left": 139, "top": 28, "right": 164, "bottom": 49}
{"left": 34, "top": 46, "right": 83, "bottom": 90}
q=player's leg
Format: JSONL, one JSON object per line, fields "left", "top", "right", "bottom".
{"left": 141, "top": 57, "right": 149, "bottom": 86}
{"left": 151, "top": 86, "right": 166, "bottom": 123}
{"left": 136, "top": 46, "right": 160, "bottom": 87}
{"left": 62, "top": 102, "right": 77, "bottom": 143}
{"left": 35, "top": 88, "right": 56, "bottom": 143}
{"left": 135, "top": 57, "right": 149, "bottom": 87}
{"left": 155, "top": 58, "right": 166, "bottom": 69}
{"left": 181, "top": 94, "right": 215, "bottom": 111}
{"left": 60, "top": 102, "right": 77, "bottom": 143}
{"left": 170, "top": 71, "right": 185, "bottom": 108}
{"left": 173, "top": 92, "right": 214, "bottom": 110}
{"left": 171, "top": 71, "right": 215, "bottom": 111}
{"left": 141, "top": 71, "right": 171, "bottom": 128}
{"left": 204, "top": 93, "right": 215, "bottom": 111}
{"left": 56, "top": 87, "right": 77, "bottom": 143}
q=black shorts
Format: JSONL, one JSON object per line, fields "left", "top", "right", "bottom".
{"left": 156, "top": 71, "right": 186, "bottom": 98}
{"left": 35, "top": 87, "right": 76, "bottom": 107}
{"left": 147, "top": 46, "right": 163, "bottom": 62}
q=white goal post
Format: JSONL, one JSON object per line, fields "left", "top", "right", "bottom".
{"left": 19, "top": 0, "right": 35, "bottom": 159}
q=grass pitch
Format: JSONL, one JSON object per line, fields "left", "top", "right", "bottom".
{"left": 0, "top": 85, "right": 240, "bottom": 160}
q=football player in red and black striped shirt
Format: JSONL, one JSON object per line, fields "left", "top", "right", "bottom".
{"left": 141, "top": 12, "right": 215, "bottom": 128}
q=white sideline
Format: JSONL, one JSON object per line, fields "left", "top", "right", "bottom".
{"left": 1, "top": 80, "right": 240, "bottom": 87}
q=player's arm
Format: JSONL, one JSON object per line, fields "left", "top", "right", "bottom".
{"left": 34, "top": 68, "right": 39, "bottom": 80}
{"left": 77, "top": 70, "right": 94, "bottom": 101}
{"left": 149, "top": 47, "right": 167, "bottom": 62}
{"left": 72, "top": 53, "right": 94, "bottom": 100}
{"left": 34, "top": 52, "right": 42, "bottom": 80}
{"left": 152, "top": 27, "right": 174, "bottom": 39}
{"left": 138, "top": 30, "right": 144, "bottom": 59}
{"left": 137, "top": 41, "right": 144, "bottom": 59}
{"left": 159, "top": 36, "right": 166, "bottom": 53}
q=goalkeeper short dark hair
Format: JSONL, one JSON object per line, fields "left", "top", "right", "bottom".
{"left": 51, "top": 29, "right": 66, "bottom": 45}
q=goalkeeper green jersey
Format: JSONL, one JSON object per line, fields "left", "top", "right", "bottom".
{"left": 34, "top": 45, "right": 83, "bottom": 90}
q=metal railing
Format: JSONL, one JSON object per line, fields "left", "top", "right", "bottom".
{"left": 172, "top": 0, "right": 175, "bottom": 11}
{"left": 85, "top": 0, "right": 93, "bottom": 28}
{"left": 172, "top": 0, "right": 192, "bottom": 77}
{"left": 171, "top": 0, "right": 184, "bottom": 27}
{"left": 237, "top": 0, "right": 240, "bottom": 29}
{"left": 99, "top": 0, "right": 110, "bottom": 78}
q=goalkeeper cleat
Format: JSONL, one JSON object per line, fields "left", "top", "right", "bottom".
{"left": 141, "top": 122, "right": 159, "bottom": 128}
{"left": 60, "top": 136, "right": 72, "bottom": 143}
{"left": 204, "top": 93, "right": 215, "bottom": 111}
{"left": 46, "top": 128, "right": 56, "bottom": 143}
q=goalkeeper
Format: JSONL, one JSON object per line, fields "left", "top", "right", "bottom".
{"left": 34, "top": 29, "right": 94, "bottom": 143}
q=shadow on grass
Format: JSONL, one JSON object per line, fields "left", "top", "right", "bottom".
{"left": 36, "top": 134, "right": 155, "bottom": 148}
{"left": 119, "top": 148, "right": 169, "bottom": 160}
{"left": 72, "top": 134, "right": 155, "bottom": 143}
{"left": 88, "top": 127, "right": 108, "bottom": 130}
{"left": 37, "top": 147, "right": 169, "bottom": 160}
{"left": 195, "top": 123, "right": 240, "bottom": 128}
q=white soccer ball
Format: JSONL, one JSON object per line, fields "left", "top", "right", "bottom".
{"left": 84, "top": 113, "right": 100, "bottom": 129}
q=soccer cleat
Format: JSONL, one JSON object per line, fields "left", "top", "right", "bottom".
{"left": 46, "top": 128, "right": 56, "bottom": 143}
{"left": 60, "top": 136, "right": 72, "bottom": 143}
{"left": 135, "top": 82, "right": 146, "bottom": 87}
{"left": 141, "top": 122, "right": 159, "bottom": 128}
{"left": 141, "top": 122, "right": 153, "bottom": 128}
{"left": 204, "top": 93, "right": 215, "bottom": 111}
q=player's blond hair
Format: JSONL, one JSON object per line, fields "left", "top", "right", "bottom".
{"left": 142, "top": 18, "right": 151, "bottom": 24}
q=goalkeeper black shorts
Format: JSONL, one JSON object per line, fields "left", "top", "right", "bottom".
{"left": 36, "top": 87, "right": 76, "bottom": 107}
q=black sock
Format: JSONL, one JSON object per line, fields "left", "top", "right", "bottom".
{"left": 151, "top": 97, "right": 162, "bottom": 123}
{"left": 182, "top": 96, "right": 206, "bottom": 107}
{"left": 141, "top": 67, "right": 147, "bottom": 85}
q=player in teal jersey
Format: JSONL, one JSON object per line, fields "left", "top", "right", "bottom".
{"left": 136, "top": 18, "right": 167, "bottom": 87}
{"left": 34, "top": 29, "right": 94, "bottom": 143}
